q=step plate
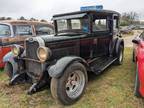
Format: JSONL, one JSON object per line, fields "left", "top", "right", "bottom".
{"left": 90, "top": 57, "right": 117, "bottom": 75}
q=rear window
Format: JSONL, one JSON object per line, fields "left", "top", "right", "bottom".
{"left": 13, "top": 25, "right": 33, "bottom": 36}
{"left": 35, "top": 25, "right": 54, "bottom": 35}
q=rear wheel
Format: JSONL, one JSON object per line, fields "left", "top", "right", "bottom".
{"left": 134, "top": 65, "right": 141, "bottom": 97}
{"left": 4, "top": 62, "right": 13, "bottom": 79}
{"left": 50, "top": 62, "right": 88, "bottom": 105}
{"left": 115, "top": 45, "right": 124, "bottom": 65}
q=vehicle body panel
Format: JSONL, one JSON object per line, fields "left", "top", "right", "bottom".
{"left": 136, "top": 43, "right": 144, "bottom": 96}
{"left": 133, "top": 31, "right": 144, "bottom": 96}
{"left": 0, "top": 20, "right": 54, "bottom": 68}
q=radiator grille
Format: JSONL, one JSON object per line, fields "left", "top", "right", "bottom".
{"left": 25, "top": 39, "right": 39, "bottom": 60}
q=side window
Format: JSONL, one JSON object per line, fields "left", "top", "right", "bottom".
{"left": 93, "top": 19, "right": 108, "bottom": 32}
{"left": 13, "top": 25, "right": 33, "bottom": 36}
{"left": 35, "top": 25, "right": 54, "bottom": 35}
{"left": 113, "top": 19, "right": 118, "bottom": 31}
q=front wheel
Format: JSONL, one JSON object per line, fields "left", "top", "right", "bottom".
{"left": 50, "top": 62, "right": 88, "bottom": 105}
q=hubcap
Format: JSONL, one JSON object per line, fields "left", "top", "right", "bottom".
{"left": 66, "top": 70, "right": 85, "bottom": 99}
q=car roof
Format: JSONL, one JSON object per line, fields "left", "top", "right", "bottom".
{"left": 0, "top": 20, "right": 54, "bottom": 28}
{"left": 53, "top": 10, "right": 120, "bottom": 18}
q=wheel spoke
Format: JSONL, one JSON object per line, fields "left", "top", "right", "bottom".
{"left": 71, "top": 73, "right": 76, "bottom": 80}
{"left": 66, "top": 70, "right": 85, "bottom": 99}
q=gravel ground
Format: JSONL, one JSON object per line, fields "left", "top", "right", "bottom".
{"left": 124, "top": 30, "right": 143, "bottom": 47}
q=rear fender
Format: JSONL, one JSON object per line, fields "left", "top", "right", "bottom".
{"left": 115, "top": 39, "right": 124, "bottom": 55}
{"left": 47, "top": 56, "right": 89, "bottom": 78}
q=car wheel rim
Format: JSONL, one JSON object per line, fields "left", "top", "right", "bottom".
{"left": 66, "top": 70, "right": 85, "bottom": 99}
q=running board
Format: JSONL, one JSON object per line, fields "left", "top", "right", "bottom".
{"left": 89, "top": 57, "right": 117, "bottom": 75}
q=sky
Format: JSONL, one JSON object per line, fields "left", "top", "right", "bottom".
{"left": 0, "top": 0, "right": 144, "bottom": 20}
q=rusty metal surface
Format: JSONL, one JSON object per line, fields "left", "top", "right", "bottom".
{"left": 0, "top": 20, "right": 54, "bottom": 46}
{"left": 0, "top": 20, "right": 53, "bottom": 27}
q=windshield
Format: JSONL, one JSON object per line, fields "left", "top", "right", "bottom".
{"left": 35, "top": 25, "right": 54, "bottom": 35}
{"left": 56, "top": 17, "right": 89, "bottom": 34}
{"left": 0, "top": 24, "right": 11, "bottom": 37}
{"left": 13, "top": 25, "right": 33, "bottom": 36}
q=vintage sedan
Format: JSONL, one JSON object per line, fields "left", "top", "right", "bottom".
{"left": 4, "top": 6, "right": 124, "bottom": 105}
{"left": 0, "top": 20, "right": 54, "bottom": 68}
{"left": 132, "top": 31, "right": 144, "bottom": 97}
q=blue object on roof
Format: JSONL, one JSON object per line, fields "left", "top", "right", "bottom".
{"left": 80, "top": 5, "right": 103, "bottom": 11}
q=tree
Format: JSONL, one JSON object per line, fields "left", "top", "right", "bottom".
{"left": 7, "top": 17, "right": 12, "bottom": 20}
{"left": 19, "top": 16, "right": 26, "bottom": 20}
{"left": 30, "top": 18, "right": 38, "bottom": 21}
{"left": 40, "top": 19, "right": 47, "bottom": 22}
{"left": 120, "top": 11, "right": 139, "bottom": 26}
{"left": 0, "top": 17, "right": 6, "bottom": 20}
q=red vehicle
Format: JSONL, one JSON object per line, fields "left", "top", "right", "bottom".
{"left": 0, "top": 20, "right": 54, "bottom": 68}
{"left": 132, "top": 31, "right": 144, "bottom": 97}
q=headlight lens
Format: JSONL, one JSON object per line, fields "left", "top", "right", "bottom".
{"left": 12, "top": 45, "right": 20, "bottom": 56}
{"left": 37, "top": 46, "right": 51, "bottom": 62}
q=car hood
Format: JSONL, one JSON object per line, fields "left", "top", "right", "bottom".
{"left": 38, "top": 34, "right": 87, "bottom": 43}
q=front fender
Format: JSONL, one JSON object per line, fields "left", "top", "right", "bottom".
{"left": 3, "top": 52, "right": 18, "bottom": 76}
{"left": 3, "top": 52, "right": 14, "bottom": 63}
{"left": 47, "top": 56, "right": 88, "bottom": 78}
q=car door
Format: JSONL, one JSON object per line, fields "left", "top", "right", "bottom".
{"left": 92, "top": 16, "right": 111, "bottom": 57}
{"left": 0, "top": 23, "right": 16, "bottom": 45}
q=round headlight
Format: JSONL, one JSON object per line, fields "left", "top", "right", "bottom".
{"left": 12, "top": 45, "right": 20, "bottom": 56}
{"left": 37, "top": 46, "right": 51, "bottom": 62}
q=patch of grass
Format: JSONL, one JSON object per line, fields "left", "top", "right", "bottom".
{"left": 0, "top": 48, "right": 144, "bottom": 108}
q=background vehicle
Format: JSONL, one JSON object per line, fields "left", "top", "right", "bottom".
{"left": 120, "top": 25, "right": 134, "bottom": 34}
{"left": 4, "top": 6, "right": 124, "bottom": 105}
{"left": 0, "top": 20, "right": 54, "bottom": 68}
{"left": 132, "top": 31, "right": 144, "bottom": 97}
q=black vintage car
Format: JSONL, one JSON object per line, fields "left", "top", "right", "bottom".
{"left": 3, "top": 7, "right": 124, "bottom": 105}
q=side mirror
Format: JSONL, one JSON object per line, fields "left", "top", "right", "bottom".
{"left": 132, "top": 38, "right": 140, "bottom": 44}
